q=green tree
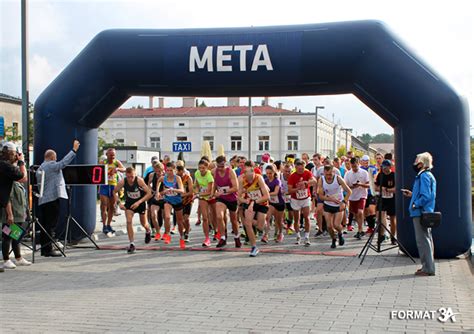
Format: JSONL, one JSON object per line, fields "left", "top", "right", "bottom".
{"left": 336, "top": 145, "right": 347, "bottom": 157}
{"left": 4, "top": 126, "right": 21, "bottom": 142}
{"left": 199, "top": 101, "right": 207, "bottom": 107}
{"left": 372, "top": 133, "right": 394, "bottom": 143}
{"left": 358, "top": 133, "right": 373, "bottom": 144}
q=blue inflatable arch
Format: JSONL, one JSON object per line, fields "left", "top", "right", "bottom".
{"left": 34, "top": 20, "right": 471, "bottom": 258}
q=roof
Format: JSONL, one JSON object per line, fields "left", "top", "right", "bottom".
{"left": 111, "top": 105, "right": 301, "bottom": 118}
{"left": 0, "top": 93, "right": 22, "bottom": 105}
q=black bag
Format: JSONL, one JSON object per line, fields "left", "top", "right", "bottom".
{"left": 420, "top": 212, "right": 442, "bottom": 228}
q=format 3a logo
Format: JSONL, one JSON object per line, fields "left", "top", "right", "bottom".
{"left": 437, "top": 307, "right": 458, "bottom": 323}
{"left": 189, "top": 44, "right": 273, "bottom": 72}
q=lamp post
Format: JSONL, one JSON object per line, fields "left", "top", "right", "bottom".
{"left": 341, "top": 128, "right": 353, "bottom": 153}
{"left": 21, "top": 0, "right": 29, "bottom": 166}
{"left": 314, "top": 106, "right": 325, "bottom": 153}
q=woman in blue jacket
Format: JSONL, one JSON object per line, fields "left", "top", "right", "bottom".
{"left": 402, "top": 152, "right": 436, "bottom": 276}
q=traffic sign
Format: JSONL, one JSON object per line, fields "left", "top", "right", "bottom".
{"left": 172, "top": 142, "right": 192, "bottom": 152}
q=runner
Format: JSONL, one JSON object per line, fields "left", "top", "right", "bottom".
{"left": 157, "top": 162, "right": 186, "bottom": 248}
{"left": 344, "top": 157, "right": 370, "bottom": 239}
{"left": 360, "top": 155, "right": 378, "bottom": 234}
{"left": 280, "top": 163, "right": 296, "bottom": 234}
{"left": 99, "top": 148, "right": 125, "bottom": 235}
{"left": 194, "top": 159, "right": 215, "bottom": 247}
{"left": 213, "top": 155, "right": 241, "bottom": 248}
{"left": 310, "top": 154, "right": 325, "bottom": 236}
{"left": 238, "top": 161, "right": 270, "bottom": 257}
{"left": 317, "top": 165, "right": 352, "bottom": 248}
{"left": 288, "top": 160, "right": 317, "bottom": 246}
{"left": 265, "top": 165, "right": 285, "bottom": 243}
{"left": 113, "top": 167, "right": 152, "bottom": 254}
{"left": 375, "top": 159, "right": 397, "bottom": 245}
{"left": 146, "top": 160, "right": 165, "bottom": 240}
{"left": 177, "top": 165, "right": 194, "bottom": 243}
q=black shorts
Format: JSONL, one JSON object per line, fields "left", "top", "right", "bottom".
{"left": 270, "top": 202, "right": 285, "bottom": 212}
{"left": 381, "top": 198, "right": 396, "bottom": 216}
{"left": 323, "top": 203, "right": 341, "bottom": 214}
{"left": 183, "top": 203, "right": 192, "bottom": 216}
{"left": 365, "top": 194, "right": 376, "bottom": 208}
{"left": 125, "top": 202, "right": 146, "bottom": 215}
{"left": 241, "top": 203, "right": 269, "bottom": 214}
{"left": 164, "top": 201, "right": 183, "bottom": 211}
{"left": 216, "top": 198, "right": 238, "bottom": 212}
{"left": 149, "top": 198, "right": 165, "bottom": 209}
{"left": 285, "top": 202, "right": 294, "bottom": 212}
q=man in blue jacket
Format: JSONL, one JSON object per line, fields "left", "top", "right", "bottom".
{"left": 402, "top": 152, "right": 436, "bottom": 276}
{"left": 37, "top": 140, "right": 80, "bottom": 257}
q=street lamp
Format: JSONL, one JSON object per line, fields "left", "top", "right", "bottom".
{"left": 315, "top": 106, "right": 325, "bottom": 153}
{"left": 341, "top": 127, "right": 353, "bottom": 153}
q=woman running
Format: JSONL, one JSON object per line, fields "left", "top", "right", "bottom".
{"left": 194, "top": 159, "right": 215, "bottom": 247}
{"left": 265, "top": 165, "right": 285, "bottom": 243}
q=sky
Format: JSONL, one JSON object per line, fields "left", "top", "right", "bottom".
{"left": 1, "top": 0, "right": 473, "bottom": 136}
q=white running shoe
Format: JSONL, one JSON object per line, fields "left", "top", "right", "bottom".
{"left": 3, "top": 260, "right": 17, "bottom": 269}
{"left": 14, "top": 258, "right": 32, "bottom": 266}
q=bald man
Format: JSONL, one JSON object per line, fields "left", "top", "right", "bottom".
{"left": 37, "top": 140, "right": 80, "bottom": 257}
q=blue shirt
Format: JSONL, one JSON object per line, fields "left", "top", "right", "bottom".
{"left": 409, "top": 170, "right": 436, "bottom": 217}
{"left": 143, "top": 166, "right": 154, "bottom": 179}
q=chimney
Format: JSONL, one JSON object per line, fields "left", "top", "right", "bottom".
{"left": 158, "top": 97, "right": 164, "bottom": 108}
{"left": 263, "top": 97, "right": 269, "bottom": 106}
{"left": 148, "top": 96, "right": 154, "bottom": 109}
{"left": 182, "top": 97, "right": 196, "bottom": 107}
{"left": 277, "top": 102, "right": 283, "bottom": 109}
{"left": 227, "top": 97, "right": 240, "bottom": 107}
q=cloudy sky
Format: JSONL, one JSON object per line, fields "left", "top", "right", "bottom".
{"left": 1, "top": 0, "right": 472, "bottom": 136}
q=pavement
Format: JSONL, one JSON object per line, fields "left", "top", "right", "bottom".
{"left": 1, "top": 204, "right": 473, "bottom": 333}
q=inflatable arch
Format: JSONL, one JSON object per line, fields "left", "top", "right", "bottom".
{"left": 34, "top": 20, "right": 471, "bottom": 258}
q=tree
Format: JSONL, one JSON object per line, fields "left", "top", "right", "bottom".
{"left": 199, "top": 100, "right": 207, "bottom": 107}
{"left": 358, "top": 133, "right": 373, "bottom": 144}
{"left": 4, "top": 126, "right": 21, "bottom": 142}
{"left": 336, "top": 145, "right": 347, "bottom": 157}
{"left": 372, "top": 133, "right": 394, "bottom": 143}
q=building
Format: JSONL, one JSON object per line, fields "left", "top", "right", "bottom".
{"left": 101, "top": 97, "right": 352, "bottom": 167}
{"left": 0, "top": 93, "right": 22, "bottom": 140}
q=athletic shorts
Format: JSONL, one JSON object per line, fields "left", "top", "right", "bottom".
{"left": 285, "top": 202, "right": 294, "bottom": 212}
{"left": 208, "top": 198, "right": 217, "bottom": 205}
{"left": 324, "top": 203, "right": 341, "bottom": 214}
{"left": 270, "top": 202, "right": 285, "bottom": 212}
{"left": 164, "top": 200, "right": 183, "bottom": 211}
{"left": 125, "top": 202, "right": 146, "bottom": 215}
{"left": 183, "top": 203, "right": 192, "bottom": 216}
{"left": 149, "top": 198, "right": 165, "bottom": 209}
{"left": 381, "top": 198, "right": 396, "bottom": 216}
{"left": 290, "top": 197, "right": 311, "bottom": 211}
{"left": 241, "top": 203, "right": 269, "bottom": 215}
{"left": 99, "top": 185, "right": 115, "bottom": 198}
{"left": 365, "top": 194, "right": 377, "bottom": 208}
{"left": 349, "top": 199, "right": 366, "bottom": 214}
{"left": 216, "top": 198, "right": 238, "bottom": 212}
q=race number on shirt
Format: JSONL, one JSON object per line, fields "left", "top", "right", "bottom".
{"left": 248, "top": 190, "right": 262, "bottom": 201}
{"left": 128, "top": 191, "right": 141, "bottom": 199}
{"left": 270, "top": 195, "right": 279, "bottom": 203}
{"left": 217, "top": 186, "right": 230, "bottom": 193}
{"left": 382, "top": 188, "right": 394, "bottom": 198}
{"left": 296, "top": 189, "right": 308, "bottom": 199}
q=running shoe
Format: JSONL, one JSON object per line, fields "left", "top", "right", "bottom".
{"left": 366, "top": 227, "right": 375, "bottom": 235}
{"left": 249, "top": 246, "right": 259, "bottom": 257}
{"left": 261, "top": 235, "right": 268, "bottom": 244}
{"left": 331, "top": 239, "right": 337, "bottom": 248}
{"left": 295, "top": 236, "right": 301, "bottom": 245}
{"left": 287, "top": 226, "right": 295, "bottom": 235}
{"left": 127, "top": 244, "right": 136, "bottom": 254}
{"left": 338, "top": 233, "right": 345, "bottom": 246}
{"left": 195, "top": 220, "right": 201, "bottom": 226}
{"left": 234, "top": 237, "right": 242, "bottom": 248}
{"left": 202, "top": 238, "right": 211, "bottom": 247}
{"left": 184, "top": 233, "right": 190, "bottom": 243}
{"left": 13, "top": 257, "right": 31, "bottom": 266}
{"left": 214, "top": 232, "right": 221, "bottom": 241}
{"left": 102, "top": 225, "right": 108, "bottom": 234}
{"left": 360, "top": 231, "right": 366, "bottom": 237}
{"left": 347, "top": 225, "right": 354, "bottom": 232}
{"left": 354, "top": 232, "right": 362, "bottom": 240}
{"left": 163, "top": 234, "right": 171, "bottom": 244}
{"left": 179, "top": 239, "right": 186, "bottom": 249}
{"left": 108, "top": 225, "right": 116, "bottom": 234}
{"left": 3, "top": 260, "right": 16, "bottom": 269}
{"left": 216, "top": 238, "right": 227, "bottom": 248}
{"left": 145, "top": 232, "right": 151, "bottom": 244}
{"left": 304, "top": 237, "right": 311, "bottom": 247}
{"left": 170, "top": 226, "right": 177, "bottom": 235}
{"left": 154, "top": 232, "right": 161, "bottom": 241}
{"left": 314, "top": 230, "right": 323, "bottom": 237}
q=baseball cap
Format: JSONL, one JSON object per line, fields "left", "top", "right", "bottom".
{"left": 1, "top": 142, "right": 17, "bottom": 152}
{"left": 361, "top": 155, "right": 370, "bottom": 161}
{"left": 382, "top": 159, "right": 392, "bottom": 167}
{"left": 261, "top": 153, "right": 270, "bottom": 163}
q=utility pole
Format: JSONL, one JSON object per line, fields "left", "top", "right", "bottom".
{"left": 21, "top": 0, "right": 29, "bottom": 166}
{"left": 314, "top": 106, "right": 324, "bottom": 153}
{"left": 341, "top": 128, "right": 353, "bottom": 153}
{"left": 248, "top": 97, "right": 252, "bottom": 160}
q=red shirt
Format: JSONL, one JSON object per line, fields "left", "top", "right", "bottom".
{"left": 288, "top": 169, "right": 313, "bottom": 200}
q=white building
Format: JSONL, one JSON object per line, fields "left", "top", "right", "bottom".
{"left": 101, "top": 97, "right": 352, "bottom": 167}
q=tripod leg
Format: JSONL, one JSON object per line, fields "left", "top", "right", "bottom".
{"left": 36, "top": 221, "right": 66, "bottom": 257}
{"left": 64, "top": 216, "right": 70, "bottom": 253}
{"left": 359, "top": 230, "right": 376, "bottom": 265}
{"left": 70, "top": 217, "right": 101, "bottom": 250}
{"left": 32, "top": 218, "right": 36, "bottom": 263}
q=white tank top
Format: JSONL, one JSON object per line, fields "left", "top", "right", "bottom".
{"left": 322, "top": 175, "right": 343, "bottom": 207}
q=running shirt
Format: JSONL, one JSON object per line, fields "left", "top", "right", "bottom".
{"left": 242, "top": 175, "right": 268, "bottom": 206}
{"left": 361, "top": 165, "right": 377, "bottom": 195}
{"left": 288, "top": 169, "right": 313, "bottom": 200}
{"left": 322, "top": 175, "right": 343, "bottom": 207}
{"left": 124, "top": 177, "right": 145, "bottom": 207}
{"left": 103, "top": 159, "right": 120, "bottom": 186}
{"left": 214, "top": 167, "right": 237, "bottom": 202}
{"left": 375, "top": 171, "right": 395, "bottom": 199}
{"left": 194, "top": 170, "right": 214, "bottom": 200}
{"left": 344, "top": 168, "right": 369, "bottom": 201}
{"left": 265, "top": 177, "right": 284, "bottom": 205}
{"left": 163, "top": 175, "right": 182, "bottom": 205}
{"left": 280, "top": 174, "right": 291, "bottom": 203}
{"left": 181, "top": 174, "right": 193, "bottom": 205}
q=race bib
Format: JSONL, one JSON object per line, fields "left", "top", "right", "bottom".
{"left": 217, "top": 186, "right": 230, "bottom": 193}
{"left": 296, "top": 189, "right": 308, "bottom": 199}
{"left": 248, "top": 190, "right": 262, "bottom": 201}
{"left": 270, "top": 195, "right": 279, "bottom": 203}
{"left": 166, "top": 188, "right": 177, "bottom": 196}
{"left": 128, "top": 190, "right": 141, "bottom": 200}
{"left": 199, "top": 186, "right": 207, "bottom": 194}
{"left": 285, "top": 194, "right": 291, "bottom": 203}
{"left": 382, "top": 188, "right": 393, "bottom": 199}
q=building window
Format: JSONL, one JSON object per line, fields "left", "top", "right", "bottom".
{"left": 176, "top": 136, "right": 188, "bottom": 142}
{"left": 150, "top": 136, "right": 160, "bottom": 149}
{"left": 12, "top": 122, "right": 18, "bottom": 137}
{"left": 115, "top": 139, "right": 125, "bottom": 145}
{"left": 231, "top": 136, "right": 242, "bottom": 151}
{"left": 289, "top": 121, "right": 296, "bottom": 125}
{"left": 287, "top": 135, "right": 299, "bottom": 151}
{"left": 178, "top": 122, "right": 185, "bottom": 127}
{"left": 203, "top": 135, "right": 214, "bottom": 151}
{"left": 258, "top": 135, "right": 270, "bottom": 151}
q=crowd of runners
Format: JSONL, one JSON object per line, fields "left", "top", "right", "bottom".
{"left": 98, "top": 148, "right": 397, "bottom": 257}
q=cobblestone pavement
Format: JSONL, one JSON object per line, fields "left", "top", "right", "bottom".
{"left": 1, "top": 205, "right": 473, "bottom": 333}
